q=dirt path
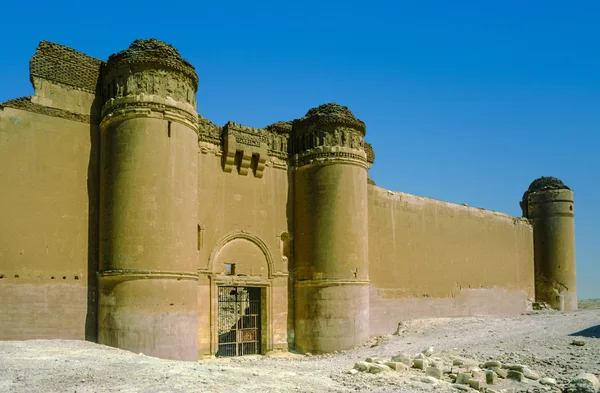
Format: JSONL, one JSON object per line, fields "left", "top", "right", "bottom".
{"left": 1, "top": 309, "right": 599, "bottom": 393}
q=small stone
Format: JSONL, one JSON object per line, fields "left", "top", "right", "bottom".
{"left": 565, "top": 373, "right": 600, "bottom": 393}
{"left": 347, "top": 369, "right": 359, "bottom": 375}
{"left": 391, "top": 353, "right": 413, "bottom": 366}
{"left": 305, "top": 352, "right": 312, "bottom": 356}
{"left": 423, "top": 346, "right": 435, "bottom": 356}
{"left": 385, "top": 362, "right": 408, "bottom": 371}
{"left": 521, "top": 367, "right": 539, "bottom": 380}
{"left": 486, "top": 370, "right": 498, "bottom": 385}
{"left": 426, "top": 367, "right": 443, "bottom": 379}
{"left": 354, "top": 361, "right": 370, "bottom": 372}
{"left": 468, "top": 378, "right": 482, "bottom": 390}
{"left": 571, "top": 339, "right": 585, "bottom": 346}
{"left": 368, "top": 363, "right": 391, "bottom": 374}
{"left": 456, "top": 372, "right": 471, "bottom": 385}
{"left": 453, "top": 359, "right": 465, "bottom": 366}
{"left": 413, "top": 358, "right": 428, "bottom": 370}
{"left": 414, "top": 353, "right": 425, "bottom": 360}
{"left": 365, "top": 357, "right": 381, "bottom": 363}
{"left": 492, "top": 367, "right": 507, "bottom": 379}
{"left": 539, "top": 377, "right": 557, "bottom": 386}
{"left": 483, "top": 361, "right": 502, "bottom": 369}
{"left": 507, "top": 370, "right": 524, "bottom": 382}
{"left": 421, "top": 376, "right": 439, "bottom": 384}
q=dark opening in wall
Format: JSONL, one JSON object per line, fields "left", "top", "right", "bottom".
{"left": 251, "top": 154, "right": 260, "bottom": 176}
{"left": 225, "top": 263, "right": 236, "bottom": 276}
{"left": 234, "top": 151, "right": 243, "bottom": 173}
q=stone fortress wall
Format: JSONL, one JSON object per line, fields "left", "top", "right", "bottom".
{"left": 0, "top": 40, "right": 577, "bottom": 360}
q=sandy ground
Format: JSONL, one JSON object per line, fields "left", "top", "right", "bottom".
{"left": 1, "top": 308, "right": 599, "bottom": 393}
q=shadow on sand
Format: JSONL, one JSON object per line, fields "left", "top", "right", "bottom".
{"left": 569, "top": 325, "right": 600, "bottom": 338}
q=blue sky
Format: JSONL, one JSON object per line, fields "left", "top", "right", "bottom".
{"left": 1, "top": 1, "right": 598, "bottom": 298}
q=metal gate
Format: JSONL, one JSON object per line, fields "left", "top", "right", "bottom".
{"left": 217, "top": 286, "right": 261, "bottom": 357}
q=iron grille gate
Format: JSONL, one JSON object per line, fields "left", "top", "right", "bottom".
{"left": 217, "top": 286, "right": 261, "bottom": 357}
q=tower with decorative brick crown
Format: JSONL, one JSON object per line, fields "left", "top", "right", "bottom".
{"left": 98, "top": 39, "right": 200, "bottom": 360}
{"left": 291, "top": 103, "right": 370, "bottom": 353}
{"left": 521, "top": 176, "right": 577, "bottom": 311}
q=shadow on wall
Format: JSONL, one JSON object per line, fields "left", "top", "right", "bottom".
{"left": 569, "top": 325, "right": 600, "bottom": 338}
{"left": 85, "top": 90, "right": 101, "bottom": 341}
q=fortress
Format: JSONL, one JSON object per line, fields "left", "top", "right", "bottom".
{"left": 0, "top": 39, "right": 577, "bottom": 360}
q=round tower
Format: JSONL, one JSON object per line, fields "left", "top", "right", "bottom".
{"left": 521, "top": 177, "right": 577, "bottom": 311}
{"left": 292, "top": 103, "right": 370, "bottom": 353}
{"left": 98, "top": 39, "right": 200, "bottom": 360}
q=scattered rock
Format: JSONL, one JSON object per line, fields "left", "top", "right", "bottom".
{"left": 365, "top": 357, "right": 381, "bottom": 363}
{"left": 385, "top": 361, "right": 408, "bottom": 371}
{"left": 468, "top": 378, "right": 482, "bottom": 390}
{"left": 421, "top": 376, "right": 439, "bottom": 384}
{"left": 423, "top": 346, "right": 435, "bottom": 357}
{"left": 426, "top": 366, "right": 443, "bottom": 379}
{"left": 368, "top": 363, "right": 391, "bottom": 374}
{"left": 354, "top": 361, "right": 370, "bottom": 372}
{"left": 521, "top": 367, "right": 539, "bottom": 380}
{"left": 507, "top": 370, "right": 524, "bottom": 382}
{"left": 413, "top": 358, "right": 428, "bottom": 370}
{"left": 565, "top": 373, "right": 600, "bottom": 393}
{"left": 346, "top": 369, "right": 358, "bottom": 375}
{"left": 483, "top": 361, "right": 502, "bottom": 368}
{"left": 539, "top": 377, "right": 557, "bottom": 386}
{"left": 571, "top": 339, "right": 585, "bottom": 346}
{"left": 486, "top": 370, "right": 498, "bottom": 385}
{"left": 492, "top": 367, "right": 508, "bottom": 379}
{"left": 456, "top": 372, "right": 471, "bottom": 385}
{"left": 391, "top": 353, "right": 413, "bottom": 366}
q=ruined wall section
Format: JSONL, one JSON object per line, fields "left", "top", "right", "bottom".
{"left": 0, "top": 106, "right": 99, "bottom": 341}
{"left": 0, "top": 41, "right": 101, "bottom": 341}
{"left": 196, "top": 119, "right": 291, "bottom": 357}
{"left": 368, "top": 185, "right": 534, "bottom": 336}
{"left": 29, "top": 41, "right": 102, "bottom": 118}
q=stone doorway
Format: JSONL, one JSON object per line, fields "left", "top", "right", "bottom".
{"left": 216, "top": 286, "right": 261, "bottom": 357}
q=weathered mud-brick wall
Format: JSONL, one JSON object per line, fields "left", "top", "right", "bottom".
{"left": 367, "top": 186, "right": 535, "bottom": 336}
{"left": 0, "top": 41, "right": 102, "bottom": 340}
{"left": 196, "top": 119, "right": 291, "bottom": 358}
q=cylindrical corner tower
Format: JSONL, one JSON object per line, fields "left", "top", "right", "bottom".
{"left": 522, "top": 177, "right": 577, "bottom": 311}
{"left": 292, "top": 103, "right": 370, "bottom": 353}
{"left": 98, "top": 39, "right": 200, "bottom": 360}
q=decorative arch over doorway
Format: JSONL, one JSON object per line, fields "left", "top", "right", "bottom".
{"left": 207, "top": 230, "right": 275, "bottom": 356}
{"left": 208, "top": 230, "right": 274, "bottom": 278}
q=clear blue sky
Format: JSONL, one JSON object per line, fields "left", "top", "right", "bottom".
{"left": 1, "top": 1, "right": 598, "bottom": 299}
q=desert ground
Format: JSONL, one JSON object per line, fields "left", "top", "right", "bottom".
{"left": 1, "top": 301, "right": 599, "bottom": 393}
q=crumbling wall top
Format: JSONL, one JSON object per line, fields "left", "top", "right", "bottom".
{"left": 520, "top": 176, "right": 571, "bottom": 217}
{"left": 30, "top": 41, "right": 102, "bottom": 93}
{"left": 105, "top": 39, "right": 198, "bottom": 89}
{"left": 294, "top": 103, "right": 366, "bottom": 135}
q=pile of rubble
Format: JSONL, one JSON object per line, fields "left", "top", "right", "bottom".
{"left": 348, "top": 347, "right": 600, "bottom": 393}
